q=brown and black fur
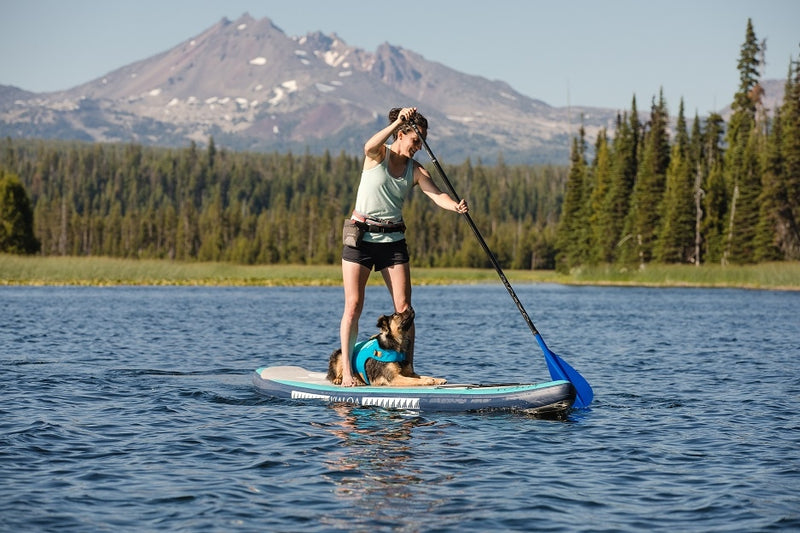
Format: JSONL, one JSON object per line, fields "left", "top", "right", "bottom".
{"left": 327, "top": 307, "right": 447, "bottom": 387}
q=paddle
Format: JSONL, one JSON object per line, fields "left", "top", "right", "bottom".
{"left": 409, "top": 119, "right": 594, "bottom": 408}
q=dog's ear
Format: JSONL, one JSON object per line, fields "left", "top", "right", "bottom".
{"left": 376, "top": 314, "right": 390, "bottom": 329}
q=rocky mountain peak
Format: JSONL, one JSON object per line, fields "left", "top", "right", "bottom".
{"left": 2, "top": 14, "right": 723, "bottom": 164}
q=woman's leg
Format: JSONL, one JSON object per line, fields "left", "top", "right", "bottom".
{"left": 381, "top": 262, "right": 416, "bottom": 372}
{"left": 340, "top": 259, "right": 371, "bottom": 386}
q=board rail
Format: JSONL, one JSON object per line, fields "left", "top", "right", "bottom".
{"left": 253, "top": 366, "right": 576, "bottom": 416}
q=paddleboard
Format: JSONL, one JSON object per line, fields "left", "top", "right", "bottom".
{"left": 253, "top": 366, "right": 576, "bottom": 416}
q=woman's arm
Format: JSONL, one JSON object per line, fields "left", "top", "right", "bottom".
{"left": 415, "top": 164, "right": 469, "bottom": 213}
{"left": 363, "top": 107, "right": 418, "bottom": 167}
{"left": 363, "top": 122, "right": 397, "bottom": 166}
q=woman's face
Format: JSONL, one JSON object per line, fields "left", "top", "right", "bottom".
{"left": 399, "top": 127, "right": 426, "bottom": 156}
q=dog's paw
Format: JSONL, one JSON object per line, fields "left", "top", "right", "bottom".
{"left": 419, "top": 376, "right": 447, "bottom": 386}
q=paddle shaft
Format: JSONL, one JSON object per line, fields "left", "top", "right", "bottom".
{"left": 409, "top": 119, "right": 593, "bottom": 407}
{"left": 410, "top": 122, "right": 540, "bottom": 338}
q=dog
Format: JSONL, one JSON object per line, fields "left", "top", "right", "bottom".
{"left": 327, "top": 307, "right": 447, "bottom": 387}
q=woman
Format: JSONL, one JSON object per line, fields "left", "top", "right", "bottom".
{"left": 338, "top": 107, "right": 468, "bottom": 387}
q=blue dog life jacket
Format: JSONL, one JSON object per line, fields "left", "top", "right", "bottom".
{"left": 352, "top": 338, "right": 405, "bottom": 385}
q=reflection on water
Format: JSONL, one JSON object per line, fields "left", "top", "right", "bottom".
{"left": 320, "top": 405, "right": 432, "bottom": 479}
{"left": 317, "top": 405, "right": 441, "bottom": 526}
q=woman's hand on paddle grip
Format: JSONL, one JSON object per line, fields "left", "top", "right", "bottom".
{"left": 398, "top": 107, "right": 417, "bottom": 124}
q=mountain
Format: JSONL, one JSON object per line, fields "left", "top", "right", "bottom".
{"left": 0, "top": 13, "right": 783, "bottom": 165}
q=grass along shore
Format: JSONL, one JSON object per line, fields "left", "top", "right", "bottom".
{"left": 1, "top": 254, "right": 798, "bottom": 290}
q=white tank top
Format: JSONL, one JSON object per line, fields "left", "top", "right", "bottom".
{"left": 353, "top": 147, "right": 414, "bottom": 243}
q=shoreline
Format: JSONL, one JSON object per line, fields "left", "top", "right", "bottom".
{"left": 2, "top": 255, "right": 799, "bottom": 291}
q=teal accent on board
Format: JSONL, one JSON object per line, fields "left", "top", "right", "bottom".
{"left": 271, "top": 377, "right": 570, "bottom": 396}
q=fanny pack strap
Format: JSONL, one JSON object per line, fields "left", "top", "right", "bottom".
{"left": 351, "top": 211, "right": 406, "bottom": 233}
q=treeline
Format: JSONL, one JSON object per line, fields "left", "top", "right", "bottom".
{"left": 556, "top": 20, "right": 800, "bottom": 270}
{"left": 0, "top": 137, "right": 566, "bottom": 269}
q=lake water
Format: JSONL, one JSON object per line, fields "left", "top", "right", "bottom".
{"left": 1, "top": 283, "right": 798, "bottom": 532}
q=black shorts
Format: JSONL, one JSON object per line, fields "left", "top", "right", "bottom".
{"left": 342, "top": 240, "right": 410, "bottom": 271}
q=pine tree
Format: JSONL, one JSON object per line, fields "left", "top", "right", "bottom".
{"left": 0, "top": 170, "right": 40, "bottom": 254}
{"left": 604, "top": 99, "right": 640, "bottom": 263}
{"left": 688, "top": 113, "right": 705, "bottom": 264}
{"left": 726, "top": 128, "right": 764, "bottom": 264}
{"left": 700, "top": 113, "right": 727, "bottom": 263}
{"left": 775, "top": 53, "right": 800, "bottom": 258}
{"left": 620, "top": 91, "right": 670, "bottom": 265}
{"left": 656, "top": 100, "right": 694, "bottom": 262}
{"left": 754, "top": 106, "right": 786, "bottom": 261}
{"left": 587, "top": 128, "right": 614, "bottom": 263}
{"left": 723, "top": 19, "right": 762, "bottom": 264}
{"left": 555, "top": 125, "right": 589, "bottom": 271}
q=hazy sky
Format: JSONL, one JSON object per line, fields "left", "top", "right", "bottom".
{"left": 1, "top": 0, "right": 798, "bottom": 114}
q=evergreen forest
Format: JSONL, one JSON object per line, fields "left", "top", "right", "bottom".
{"left": 1, "top": 19, "right": 798, "bottom": 270}
{"left": 556, "top": 20, "right": 800, "bottom": 270}
{"left": 0, "top": 137, "right": 566, "bottom": 269}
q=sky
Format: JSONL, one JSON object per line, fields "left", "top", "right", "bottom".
{"left": 1, "top": 0, "right": 798, "bottom": 115}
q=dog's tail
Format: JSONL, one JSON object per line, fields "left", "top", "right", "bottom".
{"left": 326, "top": 349, "right": 341, "bottom": 383}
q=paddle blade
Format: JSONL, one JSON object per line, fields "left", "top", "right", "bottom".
{"left": 535, "top": 334, "right": 594, "bottom": 408}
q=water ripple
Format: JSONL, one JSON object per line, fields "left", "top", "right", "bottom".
{"left": 1, "top": 285, "right": 798, "bottom": 531}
